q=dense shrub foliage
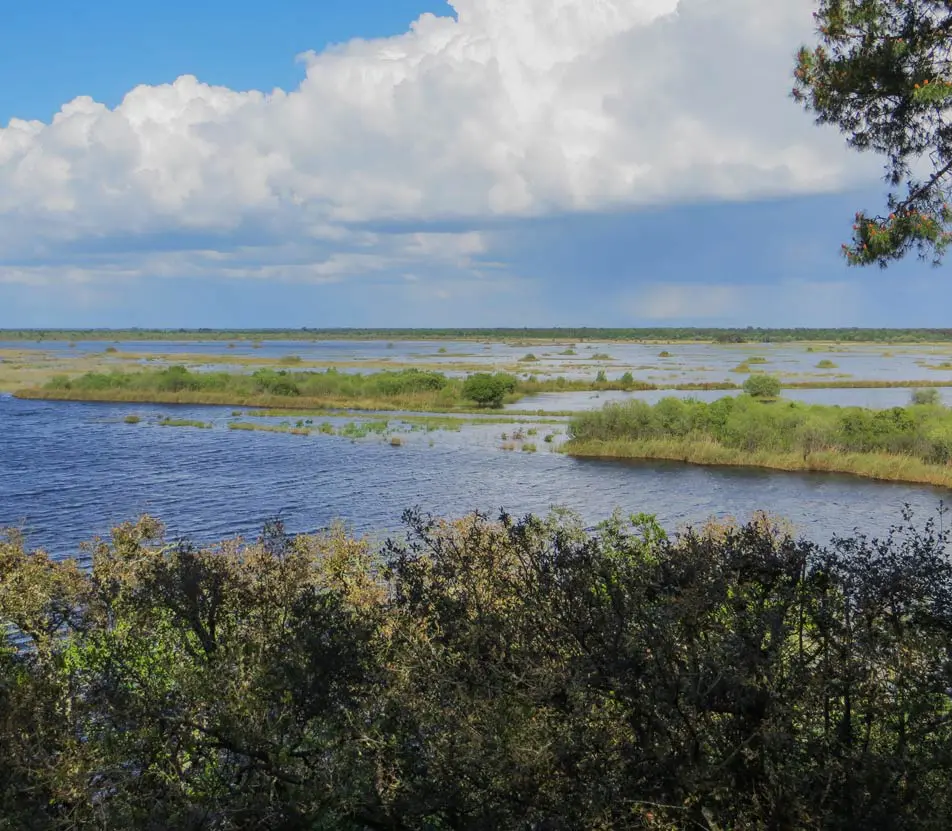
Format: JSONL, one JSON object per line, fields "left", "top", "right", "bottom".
{"left": 569, "top": 395, "right": 952, "bottom": 464}
{"left": 912, "top": 387, "right": 942, "bottom": 406}
{"left": 3, "top": 510, "right": 952, "bottom": 829}
{"left": 742, "top": 374, "right": 782, "bottom": 398}
{"left": 461, "top": 372, "right": 517, "bottom": 407}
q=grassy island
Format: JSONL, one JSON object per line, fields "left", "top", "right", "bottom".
{"left": 15, "top": 365, "right": 486, "bottom": 411}
{"left": 10, "top": 364, "right": 691, "bottom": 411}
{"left": 565, "top": 395, "right": 952, "bottom": 487}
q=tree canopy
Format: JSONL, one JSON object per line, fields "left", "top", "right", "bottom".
{"left": 795, "top": 0, "right": 952, "bottom": 265}
{"left": 5, "top": 510, "right": 952, "bottom": 828}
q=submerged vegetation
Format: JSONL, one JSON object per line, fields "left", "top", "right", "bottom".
{"left": 158, "top": 417, "right": 212, "bottom": 429}
{"left": 566, "top": 394, "right": 952, "bottom": 486}
{"left": 3, "top": 510, "right": 952, "bottom": 828}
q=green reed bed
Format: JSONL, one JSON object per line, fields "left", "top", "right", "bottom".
{"left": 19, "top": 365, "right": 475, "bottom": 410}
{"left": 158, "top": 418, "right": 212, "bottom": 429}
{"left": 565, "top": 395, "right": 952, "bottom": 487}
{"left": 228, "top": 422, "right": 311, "bottom": 436}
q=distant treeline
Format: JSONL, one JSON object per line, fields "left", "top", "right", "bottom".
{"left": 6, "top": 327, "right": 952, "bottom": 343}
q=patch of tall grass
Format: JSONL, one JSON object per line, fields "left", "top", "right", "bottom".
{"left": 158, "top": 418, "right": 212, "bottom": 429}
{"left": 566, "top": 395, "right": 952, "bottom": 484}
{"left": 26, "top": 365, "right": 468, "bottom": 409}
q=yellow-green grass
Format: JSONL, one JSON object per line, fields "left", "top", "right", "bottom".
{"left": 228, "top": 422, "right": 310, "bottom": 436}
{"left": 16, "top": 387, "right": 479, "bottom": 413}
{"left": 782, "top": 379, "right": 952, "bottom": 389}
{"left": 158, "top": 418, "right": 212, "bottom": 429}
{"left": 563, "top": 438, "right": 952, "bottom": 488}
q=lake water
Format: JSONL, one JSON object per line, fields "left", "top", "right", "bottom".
{"left": 509, "top": 387, "right": 952, "bottom": 411}
{"left": 1, "top": 394, "right": 947, "bottom": 557}
{"left": 6, "top": 338, "right": 952, "bottom": 386}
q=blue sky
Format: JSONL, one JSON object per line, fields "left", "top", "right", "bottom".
{"left": 0, "top": 0, "right": 945, "bottom": 328}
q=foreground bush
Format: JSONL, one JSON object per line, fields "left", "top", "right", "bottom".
{"left": 4, "top": 509, "right": 952, "bottom": 828}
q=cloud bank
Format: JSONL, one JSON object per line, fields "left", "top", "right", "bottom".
{"left": 0, "top": 0, "right": 870, "bottom": 292}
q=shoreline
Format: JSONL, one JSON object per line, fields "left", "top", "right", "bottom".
{"left": 563, "top": 438, "right": 952, "bottom": 489}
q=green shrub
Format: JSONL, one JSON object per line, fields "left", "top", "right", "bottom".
{"left": 911, "top": 388, "right": 942, "bottom": 406}
{"left": 743, "top": 374, "right": 782, "bottom": 399}
{"left": 816, "top": 359, "right": 838, "bottom": 369}
{"left": 620, "top": 371, "right": 635, "bottom": 387}
{"left": 519, "top": 353, "right": 539, "bottom": 362}
{"left": 462, "top": 373, "right": 517, "bottom": 408}
{"left": 123, "top": 414, "right": 141, "bottom": 424}
{"left": 595, "top": 370, "right": 607, "bottom": 383}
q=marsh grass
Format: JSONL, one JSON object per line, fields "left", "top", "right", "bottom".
{"left": 566, "top": 396, "right": 952, "bottom": 486}
{"left": 22, "top": 366, "right": 469, "bottom": 410}
{"left": 158, "top": 418, "right": 212, "bottom": 429}
{"left": 564, "top": 437, "right": 952, "bottom": 487}
{"left": 123, "top": 414, "right": 141, "bottom": 424}
{"left": 228, "top": 422, "right": 310, "bottom": 436}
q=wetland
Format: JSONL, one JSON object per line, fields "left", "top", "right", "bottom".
{"left": 5, "top": 331, "right": 952, "bottom": 554}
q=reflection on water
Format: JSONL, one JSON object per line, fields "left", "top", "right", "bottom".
{"left": 1, "top": 395, "right": 946, "bottom": 557}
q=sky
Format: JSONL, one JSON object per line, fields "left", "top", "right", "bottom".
{"left": 0, "top": 0, "right": 947, "bottom": 329}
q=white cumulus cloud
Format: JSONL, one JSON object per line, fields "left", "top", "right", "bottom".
{"left": 0, "top": 0, "right": 871, "bottom": 284}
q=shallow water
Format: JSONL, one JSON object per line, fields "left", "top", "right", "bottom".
{"left": 509, "top": 387, "right": 952, "bottom": 411}
{"left": 6, "top": 338, "right": 952, "bottom": 386}
{"left": 1, "top": 394, "right": 947, "bottom": 557}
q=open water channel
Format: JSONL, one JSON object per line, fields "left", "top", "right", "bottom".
{"left": 1, "top": 393, "right": 948, "bottom": 557}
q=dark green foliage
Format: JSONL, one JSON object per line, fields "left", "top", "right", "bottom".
{"left": 743, "top": 373, "right": 782, "bottom": 398}
{"left": 461, "top": 372, "right": 517, "bottom": 407}
{"left": 794, "top": 0, "right": 952, "bottom": 265}
{"left": 4, "top": 510, "right": 952, "bottom": 828}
